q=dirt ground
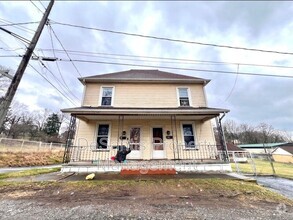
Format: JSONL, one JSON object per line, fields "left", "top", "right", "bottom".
{"left": 0, "top": 178, "right": 293, "bottom": 220}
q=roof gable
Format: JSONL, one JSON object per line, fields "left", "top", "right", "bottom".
{"left": 278, "top": 146, "right": 293, "bottom": 154}
{"left": 79, "top": 69, "right": 210, "bottom": 84}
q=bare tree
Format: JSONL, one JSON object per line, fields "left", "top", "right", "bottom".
{"left": 0, "top": 65, "right": 14, "bottom": 97}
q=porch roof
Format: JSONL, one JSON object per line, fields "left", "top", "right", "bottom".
{"left": 61, "top": 106, "right": 229, "bottom": 121}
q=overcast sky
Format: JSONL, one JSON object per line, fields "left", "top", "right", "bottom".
{"left": 0, "top": 1, "right": 292, "bottom": 134}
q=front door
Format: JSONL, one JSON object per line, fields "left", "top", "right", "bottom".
{"left": 152, "top": 128, "right": 165, "bottom": 159}
{"left": 127, "top": 127, "right": 141, "bottom": 159}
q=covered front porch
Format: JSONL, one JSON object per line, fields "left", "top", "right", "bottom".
{"left": 61, "top": 107, "right": 231, "bottom": 173}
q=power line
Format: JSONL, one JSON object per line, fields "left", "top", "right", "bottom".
{"left": 225, "top": 64, "right": 239, "bottom": 102}
{"left": 51, "top": 20, "right": 293, "bottom": 56}
{"left": 38, "top": 0, "right": 47, "bottom": 10}
{"left": 0, "top": 21, "right": 40, "bottom": 27}
{"left": 36, "top": 48, "right": 293, "bottom": 70}
{"left": 0, "top": 27, "right": 30, "bottom": 44}
{"left": 0, "top": 17, "right": 79, "bottom": 106}
{"left": 47, "top": 25, "right": 80, "bottom": 101}
{"left": 48, "top": 22, "right": 83, "bottom": 77}
{"left": 0, "top": 47, "right": 24, "bottom": 51}
{"left": 0, "top": 55, "right": 22, "bottom": 58}
{"left": 33, "top": 49, "right": 80, "bottom": 104}
{"left": 0, "top": 18, "right": 36, "bottom": 34}
{"left": 29, "top": 63, "right": 78, "bottom": 106}
{"left": 36, "top": 59, "right": 80, "bottom": 105}
{"left": 58, "top": 58, "right": 293, "bottom": 79}
{"left": 30, "top": 0, "right": 44, "bottom": 14}
{"left": 6, "top": 46, "right": 293, "bottom": 70}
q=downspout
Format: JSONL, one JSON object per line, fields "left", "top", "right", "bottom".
{"left": 218, "top": 113, "right": 230, "bottom": 162}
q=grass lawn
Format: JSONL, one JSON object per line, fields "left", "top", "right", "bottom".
{"left": 0, "top": 151, "right": 63, "bottom": 167}
{"left": 0, "top": 167, "right": 61, "bottom": 180}
{"left": 0, "top": 178, "right": 292, "bottom": 206}
{"left": 231, "top": 159, "right": 293, "bottom": 179}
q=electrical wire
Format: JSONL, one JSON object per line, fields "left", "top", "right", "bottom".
{"left": 0, "top": 47, "right": 24, "bottom": 51}
{"left": 29, "top": 64, "right": 78, "bottom": 106}
{"left": 48, "top": 22, "right": 83, "bottom": 77}
{"left": 0, "top": 18, "right": 36, "bottom": 34}
{"left": 225, "top": 64, "right": 239, "bottom": 102}
{"left": 0, "top": 27, "right": 30, "bottom": 44}
{"left": 47, "top": 25, "right": 80, "bottom": 101}
{"left": 30, "top": 0, "right": 44, "bottom": 14}
{"left": 0, "top": 21, "right": 40, "bottom": 27}
{"left": 58, "top": 58, "right": 293, "bottom": 79}
{"left": 32, "top": 49, "right": 80, "bottom": 104}
{"left": 38, "top": 0, "right": 47, "bottom": 10}
{"left": 50, "top": 20, "right": 293, "bottom": 56}
{"left": 0, "top": 37, "right": 79, "bottom": 106}
{"left": 0, "top": 55, "right": 22, "bottom": 58}
{"left": 36, "top": 48, "right": 293, "bottom": 70}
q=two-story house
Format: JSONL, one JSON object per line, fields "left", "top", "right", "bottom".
{"left": 61, "top": 69, "right": 230, "bottom": 172}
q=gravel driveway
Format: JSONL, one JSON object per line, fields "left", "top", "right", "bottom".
{"left": 0, "top": 198, "right": 292, "bottom": 220}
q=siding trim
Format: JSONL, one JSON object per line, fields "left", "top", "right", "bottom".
{"left": 180, "top": 121, "right": 198, "bottom": 149}
{"left": 98, "top": 86, "right": 115, "bottom": 107}
{"left": 94, "top": 121, "right": 112, "bottom": 150}
{"left": 176, "top": 87, "right": 192, "bottom": 107}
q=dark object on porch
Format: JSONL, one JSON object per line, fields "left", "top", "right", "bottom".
{"left": 115, "top": 146, "right": 131, "bottom": 163}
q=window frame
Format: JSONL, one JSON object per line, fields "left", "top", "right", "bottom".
{"left": 99, "top": 86, "right": 115, "bottom": 106}
{"left": 180, "top": 122, "right": 197, "bottom": 150}
{"left": 95, "top": 122, "right": 111, "bottom": 150}
{"left": 177, "top": 87, "right": 192, "bottom": 107}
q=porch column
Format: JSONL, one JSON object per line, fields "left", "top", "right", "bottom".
{"left": 117, "top": 115, "right": 125, "bottom": 147}
{"left": 63, "top": 114, "right": 76, "bottom": 163}
{"left": 170, "top": 115, "right": 180, "bottom": 160}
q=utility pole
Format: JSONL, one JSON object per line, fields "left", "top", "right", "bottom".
{"left": 0, "top": 0, "right": 54, "bottom": 127}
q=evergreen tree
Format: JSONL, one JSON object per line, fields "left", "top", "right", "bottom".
{"left": 43, "top": 113, "right": 61, "bottom": 136}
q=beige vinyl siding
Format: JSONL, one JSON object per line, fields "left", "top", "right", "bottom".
{"left": 82, "top": 83, "right": 100, "bottom": 106}
{"left": 82, "top": 83, "right": 206, "bottom": 108}
{"left": 74, "top": 118, "right": 216, "bottom": 160}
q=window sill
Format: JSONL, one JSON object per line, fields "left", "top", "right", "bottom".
{"left": 99, "top": 105, "right": 114, "bottom": 108}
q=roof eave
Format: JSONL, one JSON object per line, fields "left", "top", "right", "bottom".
{"left": 79, "top": 78, "right": 210, "bottom": 84}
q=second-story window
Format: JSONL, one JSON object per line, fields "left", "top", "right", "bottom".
{"left": 101, "top": 87, "right": 113, "bottom": 106}
{"left": 178, "top": 88, "right": 190, "bottom": 106}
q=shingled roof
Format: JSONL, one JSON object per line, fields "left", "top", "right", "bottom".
{"left": 79, "top": 69, "right": 210, "bottom": 84}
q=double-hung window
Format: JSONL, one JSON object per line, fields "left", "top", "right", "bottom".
{"left": 101, "top": 87, "right": 113, "bottom": 106}
{"left": 96, "top": 124, "right": 109, "bottom": 149}
{"left": 178, "top": 88, "right": 190, "bottom": 106}
{"left": 182, "top": 124, "right": 196, "bottom": 148}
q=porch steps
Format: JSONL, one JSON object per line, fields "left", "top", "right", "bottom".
{"left": 120, "top": 168, "right": 176, "bottom": 175}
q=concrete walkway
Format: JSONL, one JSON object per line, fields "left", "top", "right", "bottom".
{"left": 0, "top": 164, "right": 62, "bottom": 174}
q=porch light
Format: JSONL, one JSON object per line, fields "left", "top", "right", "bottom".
{"left": 166, "top": 130, "right": 173, "bottom": 139}
{"left": 120, "top": 131, "right": 127, "bottom": 140}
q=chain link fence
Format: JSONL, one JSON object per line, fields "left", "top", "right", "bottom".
{"left": 0, "top": 137, "right": 65, "bottom": 152}
{"left": 231, "top": 151, "right": 293, "bottom": 179}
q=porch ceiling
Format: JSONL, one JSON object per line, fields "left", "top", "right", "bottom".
{"left": 61, "top": 107, "right": 229, "bottom": 122}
